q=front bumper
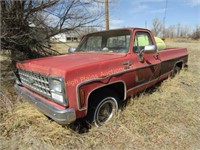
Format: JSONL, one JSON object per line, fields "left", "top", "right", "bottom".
{"left": 15, "top": 84, "right": 76, "bottom": 124}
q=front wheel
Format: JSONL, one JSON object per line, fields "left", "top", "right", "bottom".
{"left": 94, "top": 97, "right": 118, "bottom": 127}
{"left": 87, "top": 90, "right": 119, "bottom": 127}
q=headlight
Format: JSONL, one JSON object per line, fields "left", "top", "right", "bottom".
{"left": 50, "top": 79, "right": 62, "bottom": 93}
{"left": 49, "top": 78, "right": 68, "bottom": 106}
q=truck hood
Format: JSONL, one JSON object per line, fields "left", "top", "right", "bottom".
{"left": 17, "top": 52, "right": 125, "bottom": 76}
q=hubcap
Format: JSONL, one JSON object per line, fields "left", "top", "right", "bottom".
{"left": 95, "top": 99, "right": 117, "bottom": 126}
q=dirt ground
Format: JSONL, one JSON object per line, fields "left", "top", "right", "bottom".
{"left": 0, "top": 40, "right": 200, "bottom": 150}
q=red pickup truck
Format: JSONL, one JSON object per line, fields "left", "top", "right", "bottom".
{"left": 15, "top": 28, "right": 188, "bottom": 127}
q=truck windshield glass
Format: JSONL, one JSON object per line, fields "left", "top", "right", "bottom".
{"left": 77, "top": 30, "right": 131, "bottom": 53}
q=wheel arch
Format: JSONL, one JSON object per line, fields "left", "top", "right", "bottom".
{"left": 175, "top": 61, "right": 183, "bottom": 69}
{"left": 86, "top": 81, "right": 126, "bottom": 112}
{"left": 88, "top": 81, "right": 126, "bottom": 99}
{"left": 171, "top": 60, "right": 183, "bottom": 77}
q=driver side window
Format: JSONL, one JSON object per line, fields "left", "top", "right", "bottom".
{"left": 133, "top": 32, "right": 153, "bottom": 53}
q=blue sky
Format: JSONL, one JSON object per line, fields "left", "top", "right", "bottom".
{"left": 109, "top": 0, "right": 200, "bottom": 30}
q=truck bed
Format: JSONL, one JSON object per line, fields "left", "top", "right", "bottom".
{"left": 158, "top": 47, "right": 188, "bottom": 61}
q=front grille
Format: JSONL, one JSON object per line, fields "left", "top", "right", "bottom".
{"left": 18, "top": 69, "right": 51, "bottom": 98}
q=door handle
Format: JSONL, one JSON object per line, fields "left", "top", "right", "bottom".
{"left": 122, "top": 60, "right": 131, "bottom": 69}
{"left": 122, "top": 60, "right": 131, "bottom": 66}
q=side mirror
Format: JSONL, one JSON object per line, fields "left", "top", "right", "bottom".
{"left": 143, "top": 45, "right": 157, "bottom": 54}
{"left": 68, "top": 47, "right": 76, "bottom": 53}
{"left": 138, "top": 45, "right": 157, "bottom": 62}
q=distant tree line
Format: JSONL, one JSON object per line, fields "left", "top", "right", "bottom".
{"left": 151, "top": 18, "right": 200, "bottom": 39}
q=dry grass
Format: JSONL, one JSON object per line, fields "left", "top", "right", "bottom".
{"left": 0, "top": 40, "right": 200, "bottom": 150}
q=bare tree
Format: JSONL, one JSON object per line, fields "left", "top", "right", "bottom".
{"left": 174, "top": 24, "right": 190, "bottom": 38}
{"left": 1, "top": 0, "right": 104, "bottom": 67}
{"left": 176, "top": 23, "right": 181, "bottom": 37}
{"left": 151, "top": 18, "right": 163, "bottom": 37}
{"left": 191, "top": 25, "right": 200, "bottom": 40}
{"left": 164, "top": 25, "right": 176, "bottom": 38}
{"left": 179, "top": 26, "right": 190, "bottom": 38}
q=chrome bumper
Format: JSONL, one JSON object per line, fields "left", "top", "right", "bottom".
{"left": 15, "top": 84, "right": 76, "bottom": 124}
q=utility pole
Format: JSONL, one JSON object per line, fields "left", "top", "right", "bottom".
{"left": 163, "top": 0, "right": 168, "bottom": 38}
{"left": 105, "top": 0, "right": 109, "bottom": 30}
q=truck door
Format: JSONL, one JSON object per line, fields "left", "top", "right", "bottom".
{"left": 127, "top": 31, "right": 161, "bottom": 95}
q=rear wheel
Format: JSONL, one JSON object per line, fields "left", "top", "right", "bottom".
{"left": 172, "top": 65, "right": 181, "bottom": 77}
{"left": 87, "top": 89, "right": 119, "bottom": 127}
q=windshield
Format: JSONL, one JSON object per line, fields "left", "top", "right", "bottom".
{"left": 77, "top": 30, "right": 131, "bottom": 53}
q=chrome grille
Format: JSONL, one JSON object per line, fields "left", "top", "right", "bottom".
{"left": 18, "top": 69, "right": 51, "bottom": 97}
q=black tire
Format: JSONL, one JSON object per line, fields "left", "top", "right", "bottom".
{"left": 172, "top": 65, "right": 181, "bottom": 77}
{"left": 87, "top": 89, "right": 119, "bottom": 127}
